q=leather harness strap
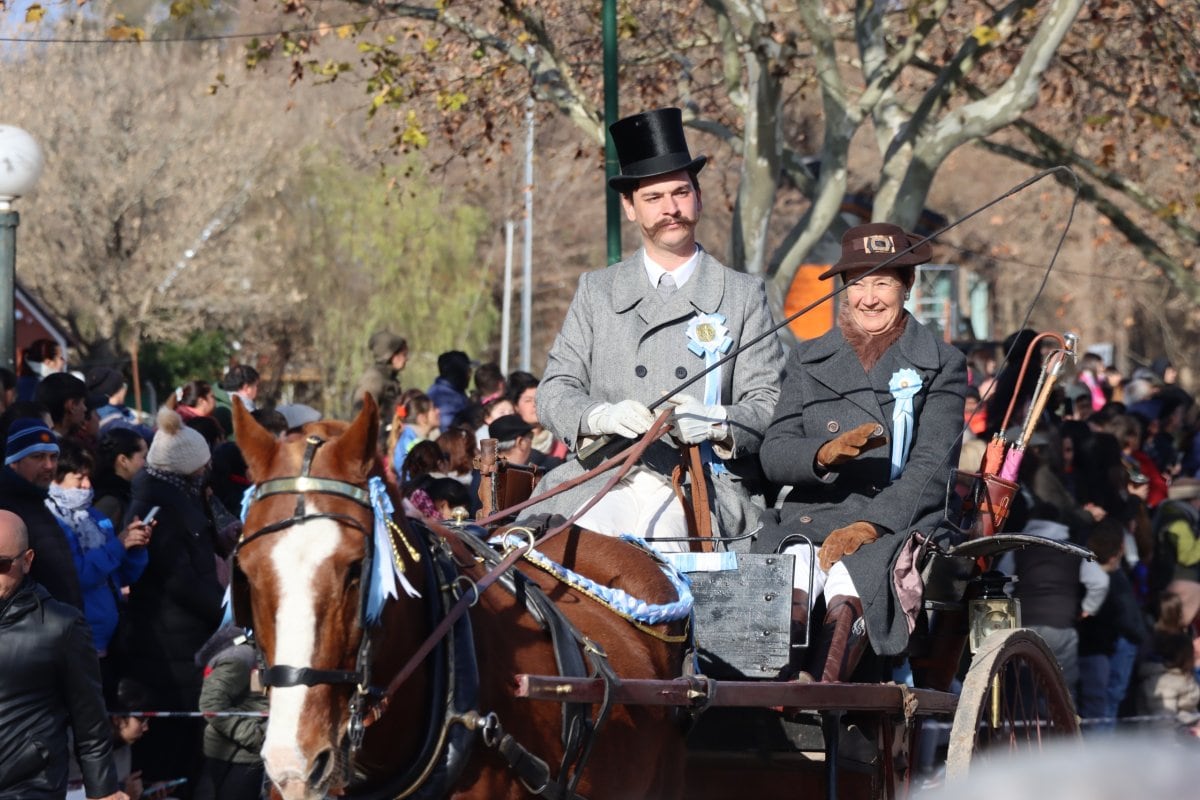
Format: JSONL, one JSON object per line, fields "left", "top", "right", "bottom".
{"left": 671, "top": 443, "right": 714, "bottom": 553}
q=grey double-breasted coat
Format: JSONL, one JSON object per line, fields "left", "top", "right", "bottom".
{"left": 534, "top": 248, "right": 785, "bottom": 538}
{"left": 753, "top": 314, "right": 968, "bottom": 655}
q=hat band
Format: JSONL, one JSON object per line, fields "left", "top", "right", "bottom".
{"left": 615, "top": 152, "right": 702, "bottom": 183}
{"left": 852, "top": 235, "right": 897, "bottom": 255}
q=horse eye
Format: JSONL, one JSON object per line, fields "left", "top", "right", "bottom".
{"left": 345, "top": 562, "right": 362, "bottom": 589}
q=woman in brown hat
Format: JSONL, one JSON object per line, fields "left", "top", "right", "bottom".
{"left": 753, "top": 222, "right": 968, "bottom": 682}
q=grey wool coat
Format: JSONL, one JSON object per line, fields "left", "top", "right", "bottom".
{"left": 534, "top": 247, "right": 785, "bottom": 539}
{"left": 752, "top": 314, "right": 967, "bottom": 656}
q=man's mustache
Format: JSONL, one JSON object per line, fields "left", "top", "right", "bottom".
{"left": 651, "top": 215, "right": 696, "bottom": 234}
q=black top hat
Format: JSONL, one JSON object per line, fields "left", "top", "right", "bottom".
{"left": 608, "top": 108, "right": 707, "bottom": 192}
{"left": 819, "top": 222, "right": 932, "bottom": 280}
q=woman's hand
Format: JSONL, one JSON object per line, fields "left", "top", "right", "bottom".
{"left": 816, "top": 423, "right": 887, "bottom": 469}
{"left": 818, "top": 521, "right": 879, "bottom": 571}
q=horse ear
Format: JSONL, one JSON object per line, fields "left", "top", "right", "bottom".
{"left": 331, "top": 393, "right": 380, "bottom": 482}
{"left": 233, "top": 398, "right": 279, "bottom": 483}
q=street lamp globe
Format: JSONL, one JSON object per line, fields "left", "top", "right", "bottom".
{"left": 0, "top": 125, "right": 45, "bottom": 210}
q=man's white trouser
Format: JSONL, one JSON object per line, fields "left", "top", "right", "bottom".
{"left": 572, "top": 466, "right": 695, "bottom": 553}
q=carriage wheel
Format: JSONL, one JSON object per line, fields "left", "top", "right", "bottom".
{"left": 944, "top": 628, "right": 1078, "bottom": 781}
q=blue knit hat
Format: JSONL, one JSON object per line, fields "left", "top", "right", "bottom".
{"left": 5, "top": 418, "right": 59, "bottom": 466}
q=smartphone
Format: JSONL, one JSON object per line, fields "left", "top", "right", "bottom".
{"left": 143, "top": 776, "right": 187, "bottom": 795}
{"left": 142, "top": 506, "right": 161, "bottom": 525}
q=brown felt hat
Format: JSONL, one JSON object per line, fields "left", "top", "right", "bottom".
{"left": 819, "top": 222, "right": 932, "bottom": 280}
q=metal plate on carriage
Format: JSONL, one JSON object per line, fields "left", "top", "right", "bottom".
{"left": 686, "top": 553, "right": 794, "bottom": 679}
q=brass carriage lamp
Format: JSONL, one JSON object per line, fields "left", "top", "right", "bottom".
{"left": 0, "top": 125, "right": 45, "bottom": 372}
{"left": 968, "top": 571, "right": 1021, "bottom": 653}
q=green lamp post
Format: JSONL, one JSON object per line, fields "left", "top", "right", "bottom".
{"left": 602, "top": 0, "right": 621, "bottom": 264}
{"left": 0, "top": 126, "right": 45, "bottom": 373}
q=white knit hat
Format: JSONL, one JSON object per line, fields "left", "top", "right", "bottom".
{"left": 148, "top": 406, "right": 212, "bottom": 475}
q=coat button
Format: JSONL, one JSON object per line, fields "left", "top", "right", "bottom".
{"left": 635, "top": 365, "right": 647, "bottom": 378}
{"left": 826, "top": 420, "right": 840, "bottom": 433}
{"left": 799, "top": 515, "right": 813, "bottom": 524}
{"left": 675, "top": 366, "right": 687, "bottom": 379}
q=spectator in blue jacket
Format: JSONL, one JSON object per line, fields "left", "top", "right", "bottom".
{"left": 45, "top": 439, "right": 153, "bottom": 701}
{"left": 427, "top": 350, "right": 472, "bottom": 432}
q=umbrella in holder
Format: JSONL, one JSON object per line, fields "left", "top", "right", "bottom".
{"left": 956, "top": 331, "right": 1078, "bottom": 539}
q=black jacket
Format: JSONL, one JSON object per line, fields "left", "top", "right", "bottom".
{"left": 124, "top": 470, "right": 224, "bottom": 705}
{"left": 0, "top": 467, "right": 83, "bottom": 610}
{"left": 92, "top": 472, "right": 132, "bottom": 531}
{"left": 0, "top": 579, "right": 117, "bottom": 799}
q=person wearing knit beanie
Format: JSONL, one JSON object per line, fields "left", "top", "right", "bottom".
{"left": 5, "top": 417, "right": 60, "bottom": 468}
{"left": 148, "top": 406, "right": 211, "bottom": 475}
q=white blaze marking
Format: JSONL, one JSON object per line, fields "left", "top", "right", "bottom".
{"left": 261, "top": 518, "right": 343, "bottom": 781}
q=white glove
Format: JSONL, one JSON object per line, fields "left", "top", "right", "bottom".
{"left": 585, "top": 400, "right": 655, "bottom": 439}
{"left": 667, "top": 394, "right": 728, "bottom": 444}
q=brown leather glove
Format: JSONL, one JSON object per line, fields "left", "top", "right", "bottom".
{"left": 816, "top": 422, "right": 887, "bottom": 469}
{"left": 818, "top": 521, "right": 879, "bottom": 572}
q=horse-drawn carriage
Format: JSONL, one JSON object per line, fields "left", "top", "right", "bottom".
{"left": 227, "top": 333, "right": 1088, "bottom": 800}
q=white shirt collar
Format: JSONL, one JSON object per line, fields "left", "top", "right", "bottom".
{"left": 643, "top": 246, "right": 701, "bottom": 291}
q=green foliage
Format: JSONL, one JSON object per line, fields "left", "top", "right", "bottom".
{"left": 288, "top": 151, "right": 497, "bottom": 418}
{"left": 138, "top": 329, "right": 230, "bottom": 403}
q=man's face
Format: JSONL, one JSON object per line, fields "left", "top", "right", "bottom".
{"left": 621, "top": 171, "right": 701, "bottom": 256}
{"left": 391, "top": 350, "right": 408, "bottom": 371}
{"left": 11, "top": 451, "right": 59, "bottom": 489}
{"left": 0, "top": 521, "right": 32, "bottom": 600}
{"left": 243, "top": 382, "right": 259, "bottom": 401}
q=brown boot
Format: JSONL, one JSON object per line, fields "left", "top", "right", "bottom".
{"left": 818, "top": 595, "right": 868, "bottom": 683}
{"left": 781, "top": 589, "right": 814, "bottom": 682}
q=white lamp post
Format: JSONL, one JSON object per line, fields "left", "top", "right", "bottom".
{"left": 0, "top": 125, "right": 45, "bottom": 372}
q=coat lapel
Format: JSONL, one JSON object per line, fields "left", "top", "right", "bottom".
{"left": 614, "top": 246, "right": 726, "bottom": 333}
{"left": 805, "top": 328, "right": 886, "bottom": 422}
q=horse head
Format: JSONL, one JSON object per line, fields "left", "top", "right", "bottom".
{"left": 233, "top": 395, "right": 415, "bottom": 800}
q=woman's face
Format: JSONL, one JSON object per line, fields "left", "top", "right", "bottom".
{"left": 516, "top": 388, "right": 538, "bottom": 425}
{"left": 198, "top": 393, "right": 217, "bottom": 416}
{"left": 117, "top": 441, "right": 148, "bottom": 481}
{"left": 844, "top": 267, "right": 907, "bottom": 336}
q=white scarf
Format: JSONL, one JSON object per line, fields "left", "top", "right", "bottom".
{"left": 46, "top": 485, "right": 108, "bottom": 551}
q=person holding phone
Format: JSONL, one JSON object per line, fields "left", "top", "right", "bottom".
{"left": 125, "top": 407, "right": 222, "bottom": 797}
{"left": 45, "top": 439, "right": 154, "bottom": 704}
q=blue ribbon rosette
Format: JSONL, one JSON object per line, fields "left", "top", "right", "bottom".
{"left": 685, "top": 314, "right": 734, "bottom": 474}
{"left": 887, "top": 368, "right": 923, "bottom": 479}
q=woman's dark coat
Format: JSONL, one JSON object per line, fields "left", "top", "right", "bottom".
{"left": 124, "top": 470, "right": 224, "bottom": 705}
{"left": 753, "top": 314, "right": 967, "bottom": 656}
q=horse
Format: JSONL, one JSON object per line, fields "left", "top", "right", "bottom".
{"left": 231, "top": 396, "right": 689, "bottom": 800}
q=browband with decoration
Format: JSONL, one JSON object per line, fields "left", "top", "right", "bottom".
{"left": 253, "top": 476, "right": 371, "bottom": 506}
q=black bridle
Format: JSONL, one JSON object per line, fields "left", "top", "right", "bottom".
{"left": 231, "top": 434, "right": 384, "bottom": 750}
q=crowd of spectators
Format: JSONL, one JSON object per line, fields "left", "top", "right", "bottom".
{"left": 965, "top": 331, "right": 1200, "bottom": 736}
{"left": 6, "top": 324, "right": 1200, "bottom": 799}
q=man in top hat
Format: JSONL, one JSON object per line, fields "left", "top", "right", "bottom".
{"left": 535, "top": 107, "right": 785, "bottom": 547}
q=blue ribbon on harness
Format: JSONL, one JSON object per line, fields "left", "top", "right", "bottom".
{"left": 489, "top": 532, "right": 694, "bottom": 625}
